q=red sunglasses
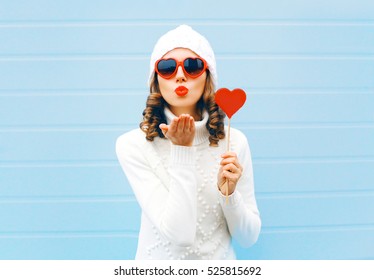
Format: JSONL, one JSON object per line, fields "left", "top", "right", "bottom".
{"left": 155, "top": 57, "right": 208, "bottom": 79}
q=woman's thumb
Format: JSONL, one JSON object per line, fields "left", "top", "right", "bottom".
{"left": 159, "top": 123, "right": 168, "bottom": 137}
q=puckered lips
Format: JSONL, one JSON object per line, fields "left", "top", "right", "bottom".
{"left": 175, "top": 86, "right": 189, "bottom": 97}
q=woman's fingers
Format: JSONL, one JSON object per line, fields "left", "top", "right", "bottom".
{"left": 220, "top": 153, "right": 243, "bottom": 172}
{"left": 189, "top": 116, "right": 195, "bottom": 132}
{"left": 184, "top": 115, "right": 190, "bottom": 132}
{"left": 223, "top": 170, "right": 240, "bottom": 180}
{"left": 172, "top": 117, "right": 180, "bottom": 133}
{"left": 221, "top": 151, "right": 237, "bottom": 158}
{"left": 177, "top": 115, "right": 184, "bottom": 133}
{"left": 162, "top": 114, "right": 195, "bottom": 146}
{"left": 169, "top": 114, "right": 195, "bottom": 134}
{"left": 217, "top": 152, "right": 243, "bottom": 195}
{"left": 180, "top": 114, "right": 194, "bottom": 133}
{"left": 222, "top": 162, "right": 240, "bottom": 174}
{"left": 221, "top": 164, "right": 240, "bottom": 180}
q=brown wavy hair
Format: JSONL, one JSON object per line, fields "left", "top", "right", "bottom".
{"left": 139, "top": 70, "right": 226, "bottom": 146}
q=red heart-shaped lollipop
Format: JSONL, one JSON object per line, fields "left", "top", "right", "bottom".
{"left": 215, "top": 88, "right": 247, "bottom": 118}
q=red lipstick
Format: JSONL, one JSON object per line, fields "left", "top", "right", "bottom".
{"left": 175, "top": 86, "right": 189, "bottom": 97}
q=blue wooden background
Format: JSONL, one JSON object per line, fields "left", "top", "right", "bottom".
{"left": 0, "top": 0, "right": 373, "bottom": 259}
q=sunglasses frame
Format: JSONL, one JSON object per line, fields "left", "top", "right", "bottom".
{"left": 155, "top": 57, "right": 208, "bottom": 79}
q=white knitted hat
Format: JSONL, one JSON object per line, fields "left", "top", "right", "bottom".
{"left": 149, "top": 24, "right": 217, "bottom": 88}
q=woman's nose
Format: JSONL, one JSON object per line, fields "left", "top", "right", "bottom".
{"left": 175, "top": 65, "right": 187, "bottom": 82}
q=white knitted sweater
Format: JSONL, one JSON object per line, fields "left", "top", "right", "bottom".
{"left": 116, "top": 107, "right": 261, "bottom": 260}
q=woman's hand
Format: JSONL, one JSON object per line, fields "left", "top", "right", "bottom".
{"left": 159, "top": 114, "right": 195, "bottom": 146}
{"left": 217, "top": 152, "right": 243, "bottom": 195}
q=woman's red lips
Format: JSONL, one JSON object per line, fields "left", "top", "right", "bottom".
{"left": 175, "top": 86, "right": 189, "bottom": 96}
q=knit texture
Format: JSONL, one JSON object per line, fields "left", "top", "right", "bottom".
{"left": 116, "top": 108, "right": 261, "bottom": 259}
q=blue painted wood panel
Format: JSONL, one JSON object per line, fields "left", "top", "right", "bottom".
{"left": 0, "top": 200, "right": 140, "bottom": 232}
{"left": 1, "top": 0, "right": 373, "bottom": 21}
{"left": 235, "top": 228, "right": 374, "bottom": 260}
{"left": 0, "top": 236, "right": 138, "bottom": 260}
{"left": 1, "top": 59, "right": 373, "bottom": 90}
{"left": 1, "top": 25, "right": 373, "bottom": 55}
{"left": 0, "top": 0, "right": 373, "bottom": 260}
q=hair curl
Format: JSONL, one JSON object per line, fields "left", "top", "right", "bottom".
{"left": 139, "top": 70, "right": 226, "bottom": 146}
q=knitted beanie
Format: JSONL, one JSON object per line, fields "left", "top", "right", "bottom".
{"left": 149, "top": 25, "right": 217, "bottom": 88}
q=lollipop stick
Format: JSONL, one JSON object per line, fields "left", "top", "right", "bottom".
{"left": 226, "top": 118, "right": 231, "bottom": 204}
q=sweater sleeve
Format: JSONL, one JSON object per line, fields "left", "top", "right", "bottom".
{"left": 218, "top": 130, "right": 261, "bottom": 248}
{"left": 116, "top": 131, "right": 197, "bottom": 247}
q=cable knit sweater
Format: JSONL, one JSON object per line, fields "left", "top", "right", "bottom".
{"left": 116, "top": 107, "right": 261, "bottom": 260}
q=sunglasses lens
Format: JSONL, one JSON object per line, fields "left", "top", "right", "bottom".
{"left": 157, "top": 59, "right": 177, "bottom": 77}
{"left": 184, "top": 58, "right": 205, "bottom": 76}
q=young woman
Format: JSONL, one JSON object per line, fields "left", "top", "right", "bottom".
{"left": 116, "top": 25, "right": 261, "bottom": 260}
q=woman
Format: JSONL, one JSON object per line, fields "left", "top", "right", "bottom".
{"left": 116, "top": 25, "right": 261, "bottom": 260}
